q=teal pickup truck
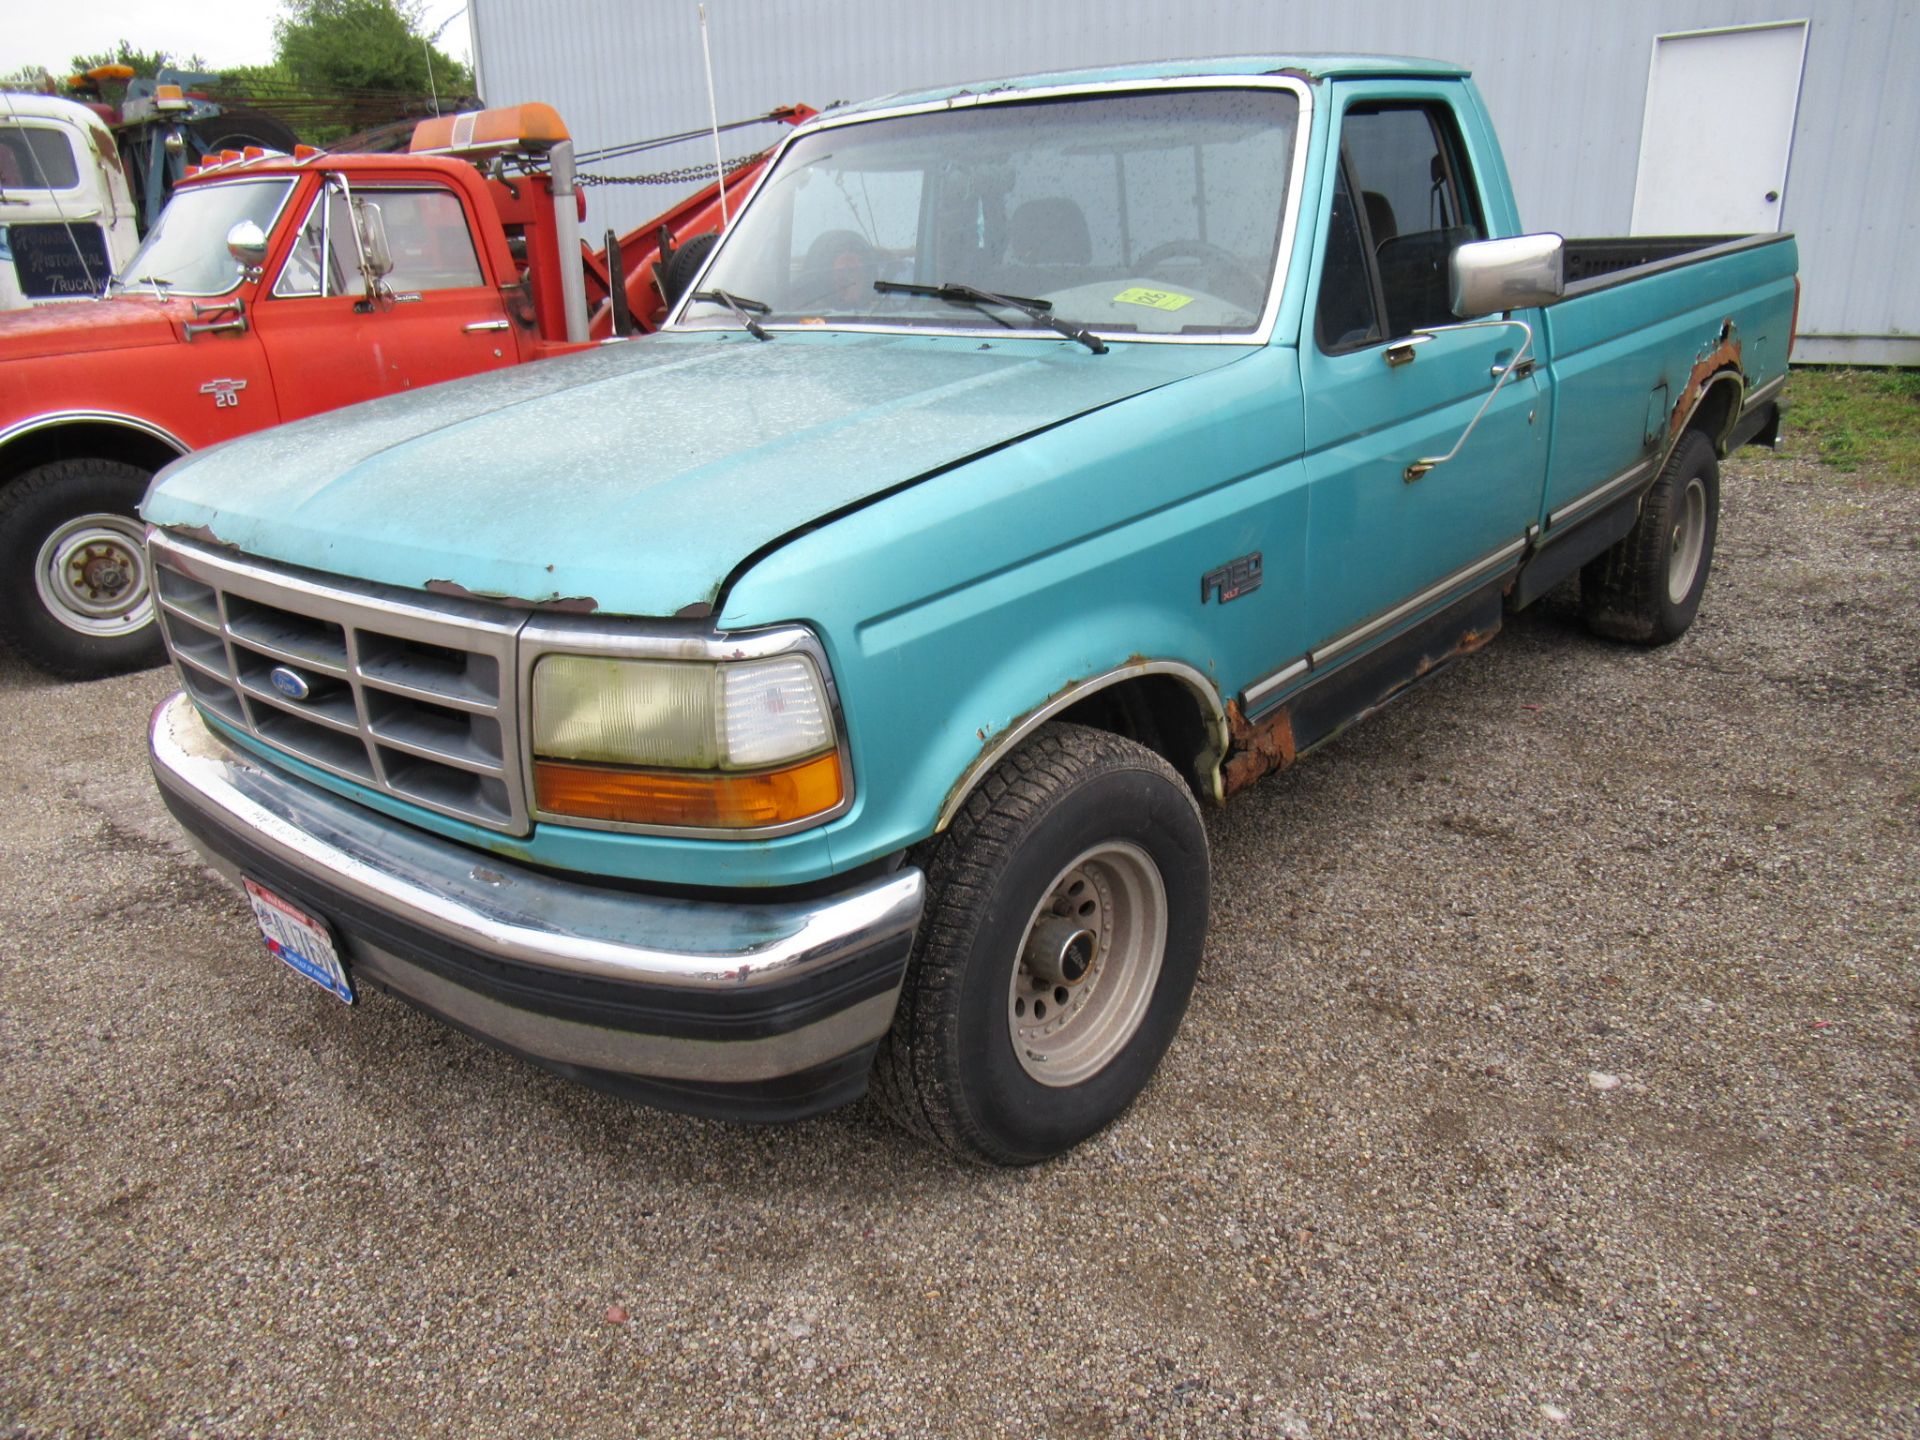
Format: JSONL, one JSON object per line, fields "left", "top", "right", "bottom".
{"left": 144, "top": 56, "right": 1797, "bottom": 1165}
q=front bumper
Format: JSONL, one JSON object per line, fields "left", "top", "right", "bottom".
{"left": 148, "top": 692, "right": 925, "bottom": 1121}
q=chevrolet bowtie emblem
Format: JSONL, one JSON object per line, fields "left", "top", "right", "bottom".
{"left": 199, "top": 378, "right": 248, "bottom": 409}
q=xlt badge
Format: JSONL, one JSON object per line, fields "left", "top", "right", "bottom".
{"left": 1201, "top": 553, "right": 1262, "bottom": 604}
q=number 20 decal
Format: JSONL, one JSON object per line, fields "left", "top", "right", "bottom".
{"left": 198, "top": 378, "right": 248, "bottom": 409}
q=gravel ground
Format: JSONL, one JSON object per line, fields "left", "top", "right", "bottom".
{"left": 2, "top": 449, "right": 1916, "bottom": 1440}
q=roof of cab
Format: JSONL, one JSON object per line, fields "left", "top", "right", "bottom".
{"left": 827, "top": 54, "right": 1469, "bottom": 117}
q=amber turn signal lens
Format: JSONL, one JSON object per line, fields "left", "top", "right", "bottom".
{"left": 534, "top": 750, "right": 844, "bottom": 829}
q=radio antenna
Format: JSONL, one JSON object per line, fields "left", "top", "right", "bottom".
{"left": 698, "top": 5, "right": 729, "bottom": 228}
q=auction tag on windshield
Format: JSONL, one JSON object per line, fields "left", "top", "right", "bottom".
{"left": 1113, "top": 287, "right": 1194, "bottom": 312}
{"left": 244, "top": 878, "right": 353, "bottom": 1004}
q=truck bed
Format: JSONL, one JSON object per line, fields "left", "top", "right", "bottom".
{"left": 1562, "top": 233, "right": 1789, "bottom": 293}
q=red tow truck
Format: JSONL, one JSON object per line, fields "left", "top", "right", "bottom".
{"left": 0, "top": 101, "right": 809, "bottom": 677}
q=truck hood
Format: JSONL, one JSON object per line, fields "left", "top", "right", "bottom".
{"left": 144, "top": 330, "right": 1250, "bottom": 617}
{"left": 0, "top": 294, "right": 181, "bottom": 361}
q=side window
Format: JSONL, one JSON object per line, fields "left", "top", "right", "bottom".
{"left": 375, "top": 190, "right": 485, "bottom": 291}
{"left": 274, "top": 190, "right": 356, "bottom": 297}
{"left": 274, "top": 187, "right": 483, "bottom": 297}
{"left": 1339, "top": 103, "right": 1486, "bottom": 338}
{"left": 1315, "top": 156, "right": 1383, "bottom": 351}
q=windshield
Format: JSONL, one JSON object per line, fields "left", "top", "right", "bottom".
{"left": 680, "top": 88, "right": 1301, "bottom": 340}
{"left": 112, "top": 179, "right": 294, "bottom": 296}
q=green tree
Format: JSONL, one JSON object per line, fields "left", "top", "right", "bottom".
{"left": 275, "top": 0, "right": 471, "bottom": 95}
{"left": 69, "top": 40, "right": 209, "bottom": 79}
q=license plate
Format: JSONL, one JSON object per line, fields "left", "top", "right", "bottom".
{"left": 244, "top": 877, "right": 353, "bottom": 1004}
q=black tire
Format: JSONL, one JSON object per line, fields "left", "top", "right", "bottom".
{"left": 189, "top": 106, "right": 302, "bottom": 157}
{"left": 661, "top": 232, "right": 718, "bottom": 304}
{"left": 0, "top": 458, "right": 166, "bottom": 680}
{"left": 1580, "top": 428, "right": 1721, "bottom": 645}
{"left": 873, "top": 723, "right": 1210, "bottom": 1166}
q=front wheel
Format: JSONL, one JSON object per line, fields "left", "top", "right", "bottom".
{"left": 0, "top": 458, "right": 165, "bottom": 679}
{"left": 873, "top": 723, "right": 1210, "bottom": 1165}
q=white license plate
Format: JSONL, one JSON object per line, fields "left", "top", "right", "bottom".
{"left": 244, "top": 877, "right": 353, "bottom": 1004}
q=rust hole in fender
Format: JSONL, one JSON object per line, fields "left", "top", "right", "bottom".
{"left": 1222, "top": 699, "right": 1296, "bottom": 797}
{"left": 1670, "top": 324, "right": 1743, "bottom": 441}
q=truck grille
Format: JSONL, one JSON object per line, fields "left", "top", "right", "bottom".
{"left": 149, "top": 532, "right": 530, "bottom": 834}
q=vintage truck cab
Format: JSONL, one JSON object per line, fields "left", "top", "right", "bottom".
{"left": 0, "top": 93, "right": 140, "bottom": 309}
{"left": 0, "top": 102, "right": 804, "bottom": 678}
{"left": 145, "top": 57, "right": 1796, "bottom": 1164}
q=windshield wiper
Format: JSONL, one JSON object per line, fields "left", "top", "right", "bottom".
{"left": 874, "top": 280, "right": 1107, "bottom": 354}
{"left": 107, "top": 274, "right": 175, "bottom": 297}
{"left": 690, "top": 287, "right": 771, "bottom": 341}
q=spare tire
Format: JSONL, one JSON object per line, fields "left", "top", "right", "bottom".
{"left": 661, "top": 231, "right": 719, "bottom": 303}
{"left": 189, "top": 105, "right": 302, "bottom": 157}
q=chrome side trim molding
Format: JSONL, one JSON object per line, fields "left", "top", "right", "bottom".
{"left": 0, "top": 409, "right": 189, "bottom": 456}
{"left": 1309, "top": 537, "right": 1528, "bottom": 669}
{"left": 1741, "top": 373, "right": 1785, "bottom": 413}
{"left": 1240, "top": 657, "right": 1310, "bottom": 712}
{"left": 936, "top": 658, "right": 1228, "bottom": 832}
{"left": 1547, "top": 458, "right": 1657, "bottom": 532}
{"left": 1237, "top": 537, "right": 1530, "bottom": 718}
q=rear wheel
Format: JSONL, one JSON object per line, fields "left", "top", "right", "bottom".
{"left": 1580, "top": 428, "right": 1721, "bottom": 645}
{"left": 873, "top": 723, "right": 1210, "bottom": 1166}
{"left": 0, "top": 458, "right": 165, "bottom": 679}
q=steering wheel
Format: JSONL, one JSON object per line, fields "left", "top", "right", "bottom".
{"left": 797, "top": 229, "right": 877, "bottom": 310}
{"left": 1132, "top": 240, "right": 1265, "bottom": 310}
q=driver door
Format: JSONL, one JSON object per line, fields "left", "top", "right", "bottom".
{"left": 253, "top": 177, "right": 516, "bottom": 422}
{"left": 1300, "top": 97, "right": 1546, "bottom": 654}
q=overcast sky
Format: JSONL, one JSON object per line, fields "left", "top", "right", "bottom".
{"left": 2, "top": 1, "right": 474, "bottom": 78}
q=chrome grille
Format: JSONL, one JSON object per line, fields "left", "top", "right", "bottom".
{"left": 149, "top": 531, "right": 529, "bottom": 834}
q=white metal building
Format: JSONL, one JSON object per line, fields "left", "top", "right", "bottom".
{"left": 470, "top": 0, "right": 1920, "bottom": 364}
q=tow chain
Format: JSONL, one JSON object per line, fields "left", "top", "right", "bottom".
{"left": 576, "top": 150, "right": 769, "bottom": 187}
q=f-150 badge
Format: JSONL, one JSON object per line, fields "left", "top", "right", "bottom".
{"left": 199, "top": 378, "right": 247, "bottom": 409}
{"left": 1201, "top": 553, "right": 1262, "bottom": 604}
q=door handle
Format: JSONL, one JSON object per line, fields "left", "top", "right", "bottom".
{"left": 1490, "top": 357, "right": 1537, "bottom": 381}
{"left": 1383, "top": 335, "right": 1430, "bottom": 367}
{"left": 463, "top": 319, "right": 511, "bottom": 332}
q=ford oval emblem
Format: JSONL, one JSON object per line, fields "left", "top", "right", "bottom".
{"left": 269, "top": 665, "right": 313, "bottom": 701}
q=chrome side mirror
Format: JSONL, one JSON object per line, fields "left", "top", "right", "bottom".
{"left": 225, "top": 219, "right": 269, "bottom": 275}
{"left": 351, "top": 197, "right": 394, "bottom": 287}
{"left": 1451, "top": 233, "right": 1565, "bottom": 319}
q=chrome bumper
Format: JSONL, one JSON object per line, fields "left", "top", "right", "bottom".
{"left": 148, "top": 692, "right": 924, "bottom": 1119}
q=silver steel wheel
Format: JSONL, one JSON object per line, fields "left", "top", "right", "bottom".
{"left": 1666, "top": 474, "right": 1708, "bottom": 605}
{"left": 34, "top": 513, "right": 152, "bottom": 638}
{"left": 1008, "top": 840, "right": 1168, "bottom": 1087}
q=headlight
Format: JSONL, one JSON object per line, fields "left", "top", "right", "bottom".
{"left": 530, "top": 651, "right": 844, "bottom": 830}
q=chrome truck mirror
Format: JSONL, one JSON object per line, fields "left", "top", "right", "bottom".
{"left": 225, "top": 219, "right": 268, "bottom": 275}
{"left": 1450, "top": 232, "right": 1565, "bottom": 319}
{"left": 351, "top": 197, "right": 395, "bottom": 289}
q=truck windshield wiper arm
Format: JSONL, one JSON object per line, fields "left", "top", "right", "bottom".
{"left": 690, "top": 287, "right": 772, "bottom": 340}
{"left": 109, "top": 274, "right": 175, "bottom": 296}
{"left": 874, "top": 280, "right": 1108, "bottom": 354}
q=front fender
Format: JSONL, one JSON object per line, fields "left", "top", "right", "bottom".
{"left": 721, "top": 346, "right": 1311, "bottom": 872}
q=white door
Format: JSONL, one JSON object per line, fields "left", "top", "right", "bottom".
{"left": 1631, "top": 20, "right": 1809, "bottom": 236}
